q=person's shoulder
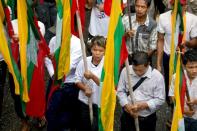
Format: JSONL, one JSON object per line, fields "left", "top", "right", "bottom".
{"left": 152, "top": 68, "right": 164, "bottom": 79}
{"left": 49, "top": 36, "right": 56, "bottom": 49}
{"left": 71, "top": 35, "right": 81, "bottom": 48}
{"left": 159, "top": 10, "right": 172, "bottom": 18}
{"left": 186, "top": 12, "right": 197, "bottom": 21}
{"left": 86, "top": 56, "right": 93, "bottom": 63}
{"left": 186, "top": 12, "right": 197, "bottom": 18}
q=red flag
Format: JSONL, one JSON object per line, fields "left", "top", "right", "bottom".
{"left": 26, "top": 19, "right": 50, "bottom": 117}
{"left": 26, "top": 41, "right": 48, "bottom": 117}
{"left": 119, "top": 36, "right": 128, "bottom": 69}
{"left": 104, "top": 0, "right": 112, "bottom": 16}
{"left": 71, "top": 0, "right": 85, "bottom": 36}
{"left": 4, "top": 7, "right": 19, "bottom": 63}
{"left": 180, "top": 68, "right": 186, "bottom": 113}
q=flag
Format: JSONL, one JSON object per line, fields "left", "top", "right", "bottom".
{"left": 171, "top": 53, "right": 185, "bottom": 131}
{"left": 169, "top": 0, "right": 185, "bottom": 85}
{"left": 6, "top": 0, "right": 16, "bottom": 19}
{"left": 179, "top": 64, "right": 186, "bottom": 113}
{"left": 26, "top": 37, "right": 49, "bottom": 117}
{"left": 104, "top": 0, "right": 112, "bottom": 16}
{"left": 99, "top": 0, "right": 128, "bottom": 130}
{"left": 0, "top": 0, "right": 5, "bottom": 21}
{"left": 54, "top": 0, "right": 71, "bottom": 81}
{"left": 17, "top": 0, "right": 29, "bottom": 102}
{"left": 0, "top": 0, "right": 23, "bottom": 98}
{"left": 170, "top": 0, "right": 187, "bottom": 130}
{"left": 2, "top": 1, "right": 19, "bottom": 62}
{"left": 26, "top": 16, "right": 50, "bottom": 117}
{"left": 0, "top": 17, "right": 23, "bottom": 101}
{"left": 71, "top": 0, "right": 85, "bottom": 36}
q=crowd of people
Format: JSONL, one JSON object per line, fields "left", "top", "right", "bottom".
{"left": 0, "top": 0, "right": 197, "bottom": 131}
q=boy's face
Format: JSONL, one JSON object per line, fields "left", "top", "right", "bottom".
{"left": 135, "top": 0, "right": 148, "bottom": 18}
{"left": 132, "top": 64, "right": 148, "bottom": 77}
{"left": 185, "top": 61, "right": 197, "bottom": 80}
{"left": 91, "top": 44, "right": 105, "bottom": 63}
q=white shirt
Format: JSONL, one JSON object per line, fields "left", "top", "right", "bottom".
{"left": 88, "top": 1, "right": 110, "bottom": 38}
{"left": 75, "top": 56, "right": 104, "bottom": 105}
{"left": 117, "top": 66, "right": 165, "bottom": 117}
{"left": 157, "top": 11, "right": 197, "bottom": 55}
{"left": 45, "top": 35, "right": 82, "bottom": 83}
{"left": 169, "top": 71, "right": 197, "bottom": 119}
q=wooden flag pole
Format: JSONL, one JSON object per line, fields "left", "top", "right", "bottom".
{"left": 126, "top": 0, "right": 140, "bottom": 130}
{"left": 125, "top": 58, "right": 140, "bottom": 131}
{"left": 127, "top": 0, "right": 134, "bottom": 53}
{"left": 76, "top": 0, "right": 94, "bottom": 126}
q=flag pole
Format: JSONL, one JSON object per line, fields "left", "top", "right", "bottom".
{"left": 126, "top": 0, "right": 140, "bottom": 130}
{"left": 125, "top": 58, "right": 140, "bottom": 131}
{"left": 76, "top": 0, "right": 94, "bottom": 126}
{"left": 127, "top": 0, "right": 134, "bottom": 53}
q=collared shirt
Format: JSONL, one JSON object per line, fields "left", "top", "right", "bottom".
{"left": 122, "top": 14, "right": 157, "bottom": 54}
{"left": 117, "top": 66, "right": 165, "bottom": 117}
{"left": 157, "top": 10, "right": 197, "bottom": 55}
{"left": 75, "top": 56, "right": 104, "bottom": 105}
{"left": 169, "top": 71, "right": 197, "bottom": 119}
{"left": 45, "top": 35, "right": 82, "bottom": 83}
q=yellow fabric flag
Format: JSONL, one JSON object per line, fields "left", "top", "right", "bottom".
{"left": 0, "top": 0, "right": 5, "bottom": 22}
{"left": 17, "top": 0, "right": 29, "bottom": 102}
{"left": 171, "top": 52, "right": 185, "bottom": 131}
{"left": 0, "top": 20, "right": 20, "bottom": 95}
{"left": 57, "top": 0, "right": 71, "bottom": 79}
{"left": 169, "top": 0, "right": 178, "bottom": 86}
{"left": 99, "top": 0, "right": 125, "bottom": 130}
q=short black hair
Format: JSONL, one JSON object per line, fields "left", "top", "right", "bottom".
{"left": 183, "top": 49, "right": 197, "bottom": 65}
{"left": 90, "top": 36, "right": 106, "bottom": 49}
{"left": 135, "top": 0, "right": 152, "bottom": 7}
{"left": 131, "top": 51, "right": 149, "bottom": 66}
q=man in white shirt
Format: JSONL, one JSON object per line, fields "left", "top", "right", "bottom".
{"left": 157, "top": 0, "right": 197, "bottom": 104}
{"left": 45, "top": 35, "right": 82, "bottom": 131}
{"left": 88, "top": 0, "right": 110, "bottom": 39}
{"left": 169, "top": 49, "right": 197, "bottom": 131}
{"left": 75, "top": 36, "right": 105, "bottom": 131}
{"left": 117, "top": 51, "right": 165, "bottom": 131}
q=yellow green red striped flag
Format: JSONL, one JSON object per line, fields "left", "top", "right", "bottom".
{"left": 54, "top": 0, "right": 71, "bottom": 81}
{"left": 0, "top": 18, "right": 23, "bottom": 99}
{"left": 171, "top": 52, "right": 185, "bottom": 131}
{"left": 99, "top": 0, "right": 125, "bottom": 130}
{"left": 17, "top": 0, "right": 29, "bottom": 102}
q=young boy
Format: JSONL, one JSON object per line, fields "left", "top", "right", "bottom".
{"left": 169, "top": 49, "right": 197, "bottom": 131}
{"left": 75, "top": 36, "right": 106, "bottom": 131}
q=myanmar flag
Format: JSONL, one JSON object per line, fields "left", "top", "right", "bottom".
{"left": 170, "top": 0, "right": 187, "bottom": 130}
{"left": 0, "top": 0, "right": 23, "bottom": 99}
{"left": 17, "top": 0, "right": 29, "bottom": 102}
{"left": 54, "top": 0, "right": 71, "bottom": 81}
{"left": 171, "top": 53, "right": 185, "bottom": 131}
{"left": 99, "top": 0, "right": 128, "bottom": 130}
{"left": 0, "top": 16, "right": 23, "bottom": 103}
